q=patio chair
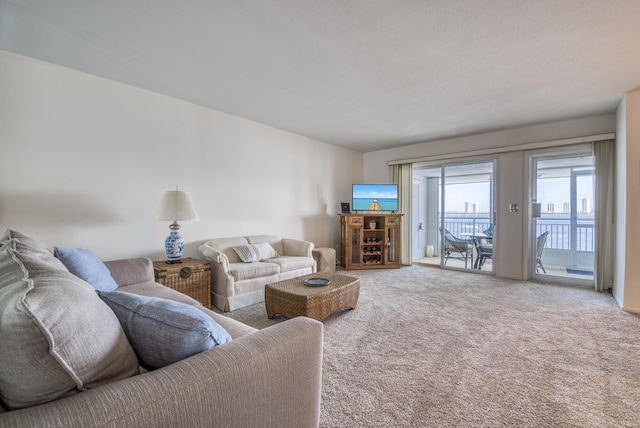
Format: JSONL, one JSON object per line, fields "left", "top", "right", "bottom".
{"left": 536, "top": 231, "right": 549, "bottom": 274}
{"left": 482, "top": 224, "right": 494, "bottom": 243}
{"left": 440, "top": 227, "right": 473, "bottom": 268}
{"left": 473, "top": 238, "right": 493, "bottom": 270}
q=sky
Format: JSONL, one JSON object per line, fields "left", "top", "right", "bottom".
{"left": 536, "top": 176, "right": 594, "bottom": 213}
{"left": 444, "top": 176, "right": 594, "bottom": 214}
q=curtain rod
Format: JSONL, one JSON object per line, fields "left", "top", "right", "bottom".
{"left": 387, "top": 133, "right": 615, "bottom": 166}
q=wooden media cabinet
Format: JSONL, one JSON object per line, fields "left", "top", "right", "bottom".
{"left": 338, "top": 213, "right": 403, "bottom": 270}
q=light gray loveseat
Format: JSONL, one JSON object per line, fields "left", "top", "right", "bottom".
{"left": 199, "top": 235, "right": 316, "bottom": 312}
{"left": 0, "top": 234, "right": 323, "bottom": 428}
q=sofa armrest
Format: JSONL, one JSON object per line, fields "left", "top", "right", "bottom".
{"left": 0, "top": 317, "right": 323, "bottom": 428}
{"left": 282, "top": 238, "right": 314, "bottom": 257}
{"left": 104, "top": 257, "right": 155, "bottom": 287}
{"left": 198, "top": 243, "right": 231, "bottom": 273}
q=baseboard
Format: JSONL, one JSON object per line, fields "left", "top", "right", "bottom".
{"left": 621, "top": 305, "right": 640, "bottom": 314}
{"left": 500, "top": 274, "right": 524, "bottom": 280}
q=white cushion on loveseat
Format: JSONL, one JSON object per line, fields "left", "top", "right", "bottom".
{"left": 230, "top": 262, "right": 280, "bottom": 281}
{"left": 264, "top": 256, "right": 315, "bottom": 272}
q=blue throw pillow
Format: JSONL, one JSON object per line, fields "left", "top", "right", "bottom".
{"left": 54, "top": 246, "right": 119, "bottom": 292}
{"left": 98, "top": 291, "right": 232, "bottom": 369}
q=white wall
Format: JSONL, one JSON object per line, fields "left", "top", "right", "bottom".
{"left": 495, "top": 151, "right": 525, "bottom": 279}
{"left": 615, "top": 90, "right": 640, "bottom": 312}
{"left": 0, "top": 50, "right": 363, "bottom": 260}
{"left": 363, "top": 115, "right": 616, "bottom": 280}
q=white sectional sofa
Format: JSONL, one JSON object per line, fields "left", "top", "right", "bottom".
{"left": 199, "top": 235, "right": 316, "bottom": 312}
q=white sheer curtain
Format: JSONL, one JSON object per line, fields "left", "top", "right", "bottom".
{"left": 594, "top": 139, "right": 615, "bottom": 292}
{"left": 391, "top": 163, "right": 412, "bottom": 265}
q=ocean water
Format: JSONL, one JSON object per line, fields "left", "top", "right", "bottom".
{"left": 353, "top": 198, "right": 398, "bottom": 211}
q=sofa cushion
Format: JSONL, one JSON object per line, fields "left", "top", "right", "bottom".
{"left": 229, "top": 261, "right": 280, "bottom": 281}
{"left": 204, "top": 237, "right": 250, "bottom": 263}
{"left": 0, "top": 229, "right": 68, "bottom": 271}
{"left": 99, "top": 291, "right": 232, "bottom": 370}
{"left": 265, "top": 256, "right": 315, "bottom": 273}
{"left": 53, "top": 246, "right": 119, "bottom": 292}
{"left": 0, "top": 237, "right": 139, "bottom": 410}
{"left": 246, "top": 235, "right": 284, "bottom": 257}
{"left": 0, "top": 228, "right": 55, "bottom": 256}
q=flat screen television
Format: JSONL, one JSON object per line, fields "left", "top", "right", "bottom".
{"left": 352, "top": 184, "right": 398, "bottom": 212}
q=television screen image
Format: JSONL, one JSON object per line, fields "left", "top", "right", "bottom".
{"left": 352, "top": 184, "right": 398, "bottom": 211}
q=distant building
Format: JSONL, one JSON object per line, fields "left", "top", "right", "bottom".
{"left": 465, "top": 202, "right": 480, "bottom": 214}
{"left": 547, "top": 203, "right": 556, "bottom": 213}
{"left": 582, "top": 198, "right": 592, "bottom": 214}
{"left": 563, "top": 202, "right": 570, "bottom": 213}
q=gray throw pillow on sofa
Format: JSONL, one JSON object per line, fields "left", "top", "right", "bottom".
{"left": 0, "top": 228, "right": 57, "bottom": 256}
{"left": 233, "top": 242, "right": 279, "bottom": 262}
{"left": 232, "top": 243, "right": 261, "bottom": 262}
{"left": 99, "top": 291, "right": 232, "bottom": 370}
{"left": 0, "top": 237, "right": 140, "bottom": 410}
{"left": 54, "top": 246, "right": 119, "bottom": 291}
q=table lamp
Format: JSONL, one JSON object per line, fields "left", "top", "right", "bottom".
{"left": 153, "top": 188, "right": 200, "bottom": 264}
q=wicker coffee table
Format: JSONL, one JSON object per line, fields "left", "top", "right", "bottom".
{"left": 265, "top": 272, "right": 360, "bottom": 321}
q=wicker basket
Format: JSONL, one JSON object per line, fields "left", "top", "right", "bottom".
{"left": 153, "top": 258, "right": 211, "bottom": 308}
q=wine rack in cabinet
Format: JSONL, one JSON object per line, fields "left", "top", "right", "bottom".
{"left": 338, "top": 213, "right": 403, "bottom": 270}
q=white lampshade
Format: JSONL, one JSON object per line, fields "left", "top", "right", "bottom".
{"left": 153, "top": 190, "right": 200, "bottom": 222}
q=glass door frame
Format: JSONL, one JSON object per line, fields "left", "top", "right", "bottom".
{"left": 528, "top": 148, "right": 595, "bottom": 287}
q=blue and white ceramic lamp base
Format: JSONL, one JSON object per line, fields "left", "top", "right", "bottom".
{"left": 164, "top": 222, "right": 185, "bottom": 264}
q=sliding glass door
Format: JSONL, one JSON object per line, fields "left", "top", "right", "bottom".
{"left": 413, "top": 159, "right": 495, "bottom": 273}
{"left": 531, "top": 155, "right": 595, "bottom": 286}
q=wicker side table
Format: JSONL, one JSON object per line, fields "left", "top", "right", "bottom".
{"left": 153, "top": 258, "right": 211, "bottom": 308}
{"left": 265, "top": 272, "right": 360, "bottom": 321}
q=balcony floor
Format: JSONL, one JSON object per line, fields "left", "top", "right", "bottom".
{"left": 413, "top": 256, "right": 593, "bottom": 280}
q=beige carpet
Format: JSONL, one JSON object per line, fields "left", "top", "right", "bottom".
{"left": 225, "top": 265, "right": 640, "bottom": 427}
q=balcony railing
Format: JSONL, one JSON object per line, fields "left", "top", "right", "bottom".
{"left": 443, "top": 215, "right": 595, "bottom": 252}
{"left": 443, "top": 217, "right": 491, "bottom": 238}
{"left": 535, "top": 222, "right": 594, "bottom": 252}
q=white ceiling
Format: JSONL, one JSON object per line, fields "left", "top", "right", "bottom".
{"left": 2, "top": 0, "right": 639, "bottom": 152}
